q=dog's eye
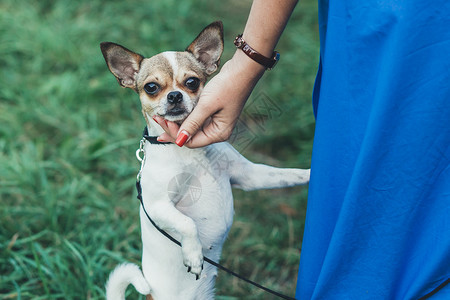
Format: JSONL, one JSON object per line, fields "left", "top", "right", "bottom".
{"left": 144, "top": 82, "right": 160, "bottom": 95}
{"left": 185, "top": 77, "right": 200, "bottom": 91}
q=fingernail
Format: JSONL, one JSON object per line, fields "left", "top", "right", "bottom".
{"left": 175, "top": 130, "right": 190, "bottom": 147}
{"left": 164, "top": 119, "right": 169, "bottom": 127}
{"left": 152, "top": 115, "right": 158, "bottom": 123}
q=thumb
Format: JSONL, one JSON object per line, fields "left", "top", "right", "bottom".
{"left": 175, "top": 101, "right": 215, "bottom": 147}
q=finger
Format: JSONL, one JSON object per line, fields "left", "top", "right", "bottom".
{"left": 152, "top": 115, "right": 168, "bottom": 131}
{"left": 152, "top": 115, "right": 180, "bottom": 141}
{"left": 157, "top": 121, "right": 180, "bottom": 143}
{"left": 176, "top": 102, "right": 216, "bottom": 147}
{"left": 183, "top": 118, "right": 233, "bottom": 148}
{"left": 165, "top": 120, "right": 180, "bottom": 140}
{"left": 157, "top": 132, "right": 174, "bottom": 143}
{"left": 183, "top": 131, "right": 215, "bottom": 148}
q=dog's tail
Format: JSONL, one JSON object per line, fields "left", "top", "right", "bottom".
{"left": 105, "top": 263, "right": 151, "bottom": 300}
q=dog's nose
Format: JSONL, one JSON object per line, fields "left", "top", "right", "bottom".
{"left": 167, "top": 91, "right": 183, "bottom": 105}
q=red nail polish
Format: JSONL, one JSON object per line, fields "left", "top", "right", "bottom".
{"left": 152, "top": 115, "right": 158, "bottom": 123}
{"left": 164, "top": 120, "right": 169, "bottom": 127}
{"left": 175, "top": 131, "right": 189, "bottom": 147}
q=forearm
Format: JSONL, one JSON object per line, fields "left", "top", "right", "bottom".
{"left": 243, "top": 0, "right": 298, "bottom": 57}
{"left": 230, "top": 0, "right": 298, "bottom": 80}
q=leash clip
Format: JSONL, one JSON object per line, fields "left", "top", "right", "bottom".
{"left": 136, "top": 138, "right": 146, "bottom": 181}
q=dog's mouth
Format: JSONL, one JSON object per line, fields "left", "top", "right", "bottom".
{"left": 159, "top": 96, "right": 198, "bottom": 122}
{"left": 162, "top": 106, "right": 191, "bottom": 122}
{"left": 167, "top": 107, "right": 186, "bottom": 116}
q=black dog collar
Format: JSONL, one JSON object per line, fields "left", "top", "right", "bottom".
{"left": 142, "top": 127, "right": 172, "bottom": 145}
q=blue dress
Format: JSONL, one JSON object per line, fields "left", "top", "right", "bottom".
{"left": 296, "top": 0, "right": 450, "bottom": 299}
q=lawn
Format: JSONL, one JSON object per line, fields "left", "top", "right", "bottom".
{"left": 0, "top": 0, "right": 319, "bottom": 299}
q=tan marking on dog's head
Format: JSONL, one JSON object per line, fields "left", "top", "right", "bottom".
{"left": 174, "top": 52, "right": 207, "bottom": 98}
{"left": 136, "top": 53, "right": 174, "bottom": 99}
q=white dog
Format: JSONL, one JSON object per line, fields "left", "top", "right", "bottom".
{"left": 100, "top": 21, "right": 310, "bottom": 300}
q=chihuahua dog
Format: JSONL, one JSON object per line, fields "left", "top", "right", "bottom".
{"left": 101, "top": 21, "right": 310, "bottom": 300}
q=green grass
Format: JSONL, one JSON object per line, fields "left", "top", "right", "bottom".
{"left": 0, "top": 0, "right": 318, "bottom": 299}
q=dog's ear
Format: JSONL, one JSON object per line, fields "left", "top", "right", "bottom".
{"left": 186, "top": 21, "right": 224, "bottom": 76}
{"left": 100, "top": 42, "right": 143, "bottom": 90}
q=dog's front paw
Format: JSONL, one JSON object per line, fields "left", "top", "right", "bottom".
{"left": 182, "top": 238, "right": 204, "bottom": 279}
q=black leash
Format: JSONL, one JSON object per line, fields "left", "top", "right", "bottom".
{"left": 135, "top": 129, "right": 297, "bottom": 300}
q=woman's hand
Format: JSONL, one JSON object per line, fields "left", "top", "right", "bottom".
{"left": 154, "top": 0, "right": 298, "bottom": 147}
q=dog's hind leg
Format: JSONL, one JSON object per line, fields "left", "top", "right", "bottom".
{"left": 105, "top": 263, "right": 151, "bottom": 300}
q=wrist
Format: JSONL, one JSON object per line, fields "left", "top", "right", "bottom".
{"left": 230, "top": 48, "right": 266, "bottom": 81}
{"left": 234, "top": 34, "right": 280, "bottom": 70}
{"left": 239, "top": 33, "right": 275, "bottom": 58}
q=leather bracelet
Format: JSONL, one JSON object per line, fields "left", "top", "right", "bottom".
{"left": 234, "top": 34, "right": 280, "bottom": 70}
